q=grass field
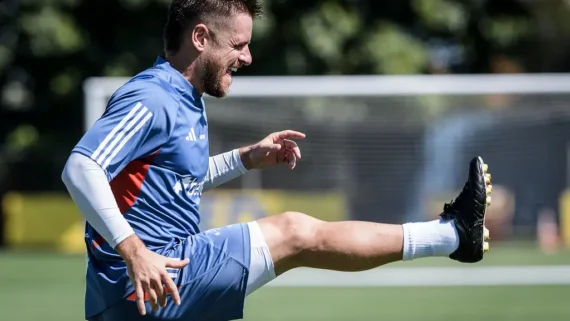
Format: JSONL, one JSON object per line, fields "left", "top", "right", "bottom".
{"left": 1, "top": 243, "right": 570, "bottom": 321}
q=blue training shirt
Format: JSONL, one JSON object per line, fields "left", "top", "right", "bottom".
{"left": 72, "top": 57, "right": 209, "bottom": 319}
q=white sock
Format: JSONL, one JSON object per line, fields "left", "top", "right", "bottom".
{"left": 402, "top": 219, "right": 459, "bottom": 261}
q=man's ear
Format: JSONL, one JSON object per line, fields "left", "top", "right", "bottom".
{"left": 191, "top": 24, "right": 208, "bottom": 52}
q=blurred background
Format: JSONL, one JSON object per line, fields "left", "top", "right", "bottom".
{"left": 3, "top": 0, "right": 570, "bottom": 320}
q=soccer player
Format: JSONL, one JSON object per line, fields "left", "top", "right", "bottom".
{"left": 61, "top": 1, "right": 493, "bottom": 320}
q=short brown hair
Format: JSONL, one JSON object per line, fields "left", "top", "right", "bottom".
{"left": 163, "top": 0, "right": 263, "bottom": 55}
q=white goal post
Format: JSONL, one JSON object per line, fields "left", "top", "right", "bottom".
{"left": 83, "top": 74, "right": 570, "bottom": 131}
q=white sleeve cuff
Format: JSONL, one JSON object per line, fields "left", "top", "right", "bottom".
{"left": 232, "top": 148, "right": 249, "bottom": 174}
{"left": 203, "top": 149, "right": 248, "bottom": 191}
{"left": 61, "top": 152, "right": 134, "bottom": 248}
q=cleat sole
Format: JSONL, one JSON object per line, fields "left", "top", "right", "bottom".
{"left": 478, "top": 157, "right": 492, "bottom": 255}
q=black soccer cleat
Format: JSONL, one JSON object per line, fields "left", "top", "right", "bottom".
{"left": 440, "top": 156, "right": 492, "bottom": 263}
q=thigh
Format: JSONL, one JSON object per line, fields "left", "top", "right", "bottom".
{"left": 93, "top": 223, "right": 252, "bottom": 321}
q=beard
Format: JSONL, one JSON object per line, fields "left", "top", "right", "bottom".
{"left": 200, "top": 55, "right": 229, "bottom": 98}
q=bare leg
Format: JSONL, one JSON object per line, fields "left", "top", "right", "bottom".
{"left": 257, "top": 212, "right": 406, "bottom": 275}
{"left": 239, "top": 158, "right": 493, "bottom": 321}
{"left": 257, "top": 157, "right": 492, "bottom": 276}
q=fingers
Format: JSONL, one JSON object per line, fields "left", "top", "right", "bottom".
{"left": 145, "top": 281, "right": 159, "bottom": 313}
{"left": 278, "top": 148, "right": 297, "bottom": 169}
{"left": 163, "top": 273, "right": 182, "bottom": 306}
{"left": 261, "top": 132, "right": 304, "bottom": 153}
{"left": 285, "top": 151, "right": 297, "bottom": 169}
{"left": 163, "top": 258, "right": 187, "bottom": 306}
{"left": 152, "top": 278, "right": 167, "bottom": 308}
{"left": 283, "top": 139, "right": 301, "bottom": 159}
{"left": 277, "top": 140, "right": 300, "bottom": 169}
{"left": 272, "top": 130, "right": 306, "bottom": 140}
{"left": 128, "top": 252, "right": 189, "bottom": 316}
{"left": 165, "top": 258, "right": 190, "bottom": 269}
{"left": 135, "top": 281, "right": 146, "bottom": 316}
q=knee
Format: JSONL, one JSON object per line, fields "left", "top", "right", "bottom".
{"left": 276, "top": 211, "right": 323, "bottom": 253}
{"left": 257, "top": 212, "right": 326, "bottom": 273}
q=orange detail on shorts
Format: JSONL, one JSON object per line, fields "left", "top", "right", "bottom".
{"left": 92, "top": 235, "right": 105, "bottom": 248}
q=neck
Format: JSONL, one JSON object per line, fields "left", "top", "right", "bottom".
{"left": 165, "top": 50, "right": 203, "bottom": 96}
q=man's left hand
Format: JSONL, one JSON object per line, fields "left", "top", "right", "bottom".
{"left": 239, "top": 130, "right": 305, "bottom": 170}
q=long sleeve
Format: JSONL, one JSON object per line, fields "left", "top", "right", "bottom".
{"left": 64, "top": 82, "right": 175, "bottom": 248}
{"left": 203, "top": 149, "right": 248, "bottom": 191}
{"left": 61, "top": 152, "right": 134, "bottom": 248}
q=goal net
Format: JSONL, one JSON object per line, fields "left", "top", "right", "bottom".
{"left": 84, "top": 74, "right": 570, "bottom": 242}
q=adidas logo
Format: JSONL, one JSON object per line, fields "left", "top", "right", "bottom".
{"left": 186, "top": 127, "right": 205, "bottom": 141}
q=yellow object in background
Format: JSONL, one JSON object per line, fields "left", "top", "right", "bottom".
{"left": 559, "top": 189, "right": 570, "bottom": 248}
{"left": 200, "top": 189, "right": 347, "bottom": 229}
{"left": 3, "top": 192, "right": 85, "bottom": 253}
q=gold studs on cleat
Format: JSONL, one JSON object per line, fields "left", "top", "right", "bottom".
{"left": 481, "top": 159, "right": 492, "bottom": 254}
{"left": 483, "top": 162, "right": 492, "bottom": 205}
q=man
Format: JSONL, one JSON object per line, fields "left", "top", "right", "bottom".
{"left": 61, "top": 0, "right": 493, "bottom": 320}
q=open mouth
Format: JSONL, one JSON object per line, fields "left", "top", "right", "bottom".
{"left": 226, "top": 67, "right": 238, "bottom": 75}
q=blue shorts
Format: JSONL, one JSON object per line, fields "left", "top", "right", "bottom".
{"left": 90, "top": 223, "right": 252, "bottom": 321}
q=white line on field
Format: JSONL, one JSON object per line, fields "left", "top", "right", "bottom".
{"left": 266, "top": 266, "right": 570, "bottom": 287}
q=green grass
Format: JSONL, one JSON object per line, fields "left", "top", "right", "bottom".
{"left": 245, "top": 286, "right": 570, "bottom": 321}
{"left": 1, "top": 243, "right": 570, "bottom": 321}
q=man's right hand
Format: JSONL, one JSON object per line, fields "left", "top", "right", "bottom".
{"left": 115, "top": 234, "right": 190, "bottom": 316}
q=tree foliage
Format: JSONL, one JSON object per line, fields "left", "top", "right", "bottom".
{"left": 1, "top": 0, "right": 570, "bottom": 190}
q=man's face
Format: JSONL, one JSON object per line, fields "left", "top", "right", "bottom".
{"left": 199, "top": 13, "right": 253, "bottom": 98}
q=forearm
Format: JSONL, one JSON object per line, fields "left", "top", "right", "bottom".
{"left": 203, "top": 149, "right": 248, "bottom": 191}
{"left": 61, "top": 152, "right": 137, "bottom": 249}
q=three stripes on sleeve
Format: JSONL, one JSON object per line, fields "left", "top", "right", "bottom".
{"left": 90, "top": 102, "right": 154, "bottom": 170}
